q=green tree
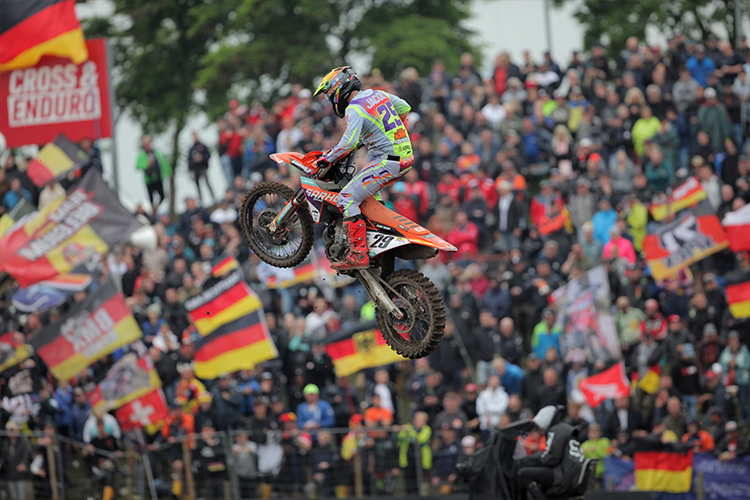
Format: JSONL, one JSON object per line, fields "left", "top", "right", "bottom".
{"left": 197, "top": 0, "right": 479, "bottom": 118}
{"left": 83, "top": 0, "right": 228, "bottom": 214}
{"left": 551, "top": 0, "right": 742, "bottom": 57}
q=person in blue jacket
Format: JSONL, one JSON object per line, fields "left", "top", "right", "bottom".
{"left": 296, "top": 384, "right": 335, "bottom": 430}
{"left": 53, "top": 380, "right": 74, "bottom": 436}
{"left": 69, "top": 387, "right": 91, "bottom": 443}
{"left": 591, "top": 197, "right": 618, "bottom": 245}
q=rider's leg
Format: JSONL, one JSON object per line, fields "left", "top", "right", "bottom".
{"left": 332, "top": 157, "right": 403, "bottom": 270}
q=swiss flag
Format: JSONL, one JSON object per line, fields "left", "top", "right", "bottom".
{"left": 723, "top": 203, "right": 750, "bottom": 252}
{"left": 579, "top": 362, "right": 630, "bottom": 408}
{"left": 114, "top": 388, "right": 169, "bottom": 432}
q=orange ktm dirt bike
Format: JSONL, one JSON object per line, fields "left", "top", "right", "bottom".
{"left": 239, "top": 149, "right": 457, "bottom": 358}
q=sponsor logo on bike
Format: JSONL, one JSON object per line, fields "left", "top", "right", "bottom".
{"left": 305, "top": 188, "right": 339, "bottom": 204}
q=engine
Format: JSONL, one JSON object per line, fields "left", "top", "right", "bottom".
{"left": 324, "top": 223, "right": 350, "bottom": 262}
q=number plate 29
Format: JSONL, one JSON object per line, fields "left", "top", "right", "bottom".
{"left": 366, "top": 232, "right": 410, "bottom": 257}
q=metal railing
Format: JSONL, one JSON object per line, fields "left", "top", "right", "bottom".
{"left": 0, "top": 426, "right": 465, "bottom": 499}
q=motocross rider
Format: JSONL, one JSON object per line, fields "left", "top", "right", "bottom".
{"left": 312, "top": 66, "right": 415, "bottom": 270}
{"left": 516, "top": 405, "right": 588, "bottom": 500}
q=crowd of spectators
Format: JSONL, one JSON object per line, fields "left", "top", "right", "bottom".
{"left": 2, "top": 31, "right": 750, "bottom": 498}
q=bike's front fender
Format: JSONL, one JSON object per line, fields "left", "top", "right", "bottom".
{"left": 270, "top": 151, "right": 323, "bottom": 176}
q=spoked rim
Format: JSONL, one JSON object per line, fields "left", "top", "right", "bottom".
{"left": 377, "top": 269, "right": 445, "bottom": 359}
{"left": 389, "top": 284, "right": 430, "bottom": 344}
{"left": 247, "top": 192, "right": 305, "bottom": 261}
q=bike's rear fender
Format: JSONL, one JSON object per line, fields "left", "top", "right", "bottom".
{"left": 360, "top": 197, "right": 457, "bottom": 252}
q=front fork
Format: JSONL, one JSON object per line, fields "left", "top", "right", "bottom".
{"left": 267, "top": 187, "right": 306, "bottom": 233}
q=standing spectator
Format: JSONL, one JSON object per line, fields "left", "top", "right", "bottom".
{"left": 187, "top": 131, "right": 215, "bottom": 205}
{"left": 69, "top": 387, "right": 91, "bottom": 443}
{"left": 591, "top": 197, "right": 618, "bottom": 245}
{"left": 670, "top": 344, "right": 701, "bottom": 418}
{"left": 698, "top": 88, "right": 734, "bottom": 152}
{"left": 531, "top": 309, "right": 561, "bottom": 360}
{"left": 476, "top": 375, "right": 509, "bottom": 432}
{"left": 686, "top": 45, "right": 716, "bottom": 87}
{"left": 1, "top": 178, "right": 31, "bottom": 212}
{"left": 719, "top": 331, "right": 750, "bottom": 422}
{"left": 397, "top": 412, "right": 432, "bottom": 495}
{"left": 447, "top": 211, "right": 479, "bottom": 262}
{"left": 296, "top": 384, "right": 334, "bottom": 430}
{"left": 663, "top": 396, "right": 689, "bottom": 437}
{"left": 1, "top": 421, "right": 33, "bottom": 500}
{"left": 136, "top": 135, "right": 172, "bottom": 215}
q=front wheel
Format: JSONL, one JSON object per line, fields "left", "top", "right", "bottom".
{"left": 239, "top": 181, "right": 314, "bottom": 268}
{"left": 376, "top": 269, "right": 445, "bottom": 359}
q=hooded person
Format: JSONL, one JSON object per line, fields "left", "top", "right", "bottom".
{"left": 515, "top": 405, "right": 590, "bottom": 500}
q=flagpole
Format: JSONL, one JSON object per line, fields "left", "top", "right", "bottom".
{"left": 106, "top": 38, "right": 120, "bottom": 199}
{"left": 135, "top": 429, "right": 158, "bottom": 500}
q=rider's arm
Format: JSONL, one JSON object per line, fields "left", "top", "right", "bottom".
{"left": 383, "top": 91, "right": 412, "bottom": 117}
{"left": 325, "top": 108, "right": 363, "bottom": 164}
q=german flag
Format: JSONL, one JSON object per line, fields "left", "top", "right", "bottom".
{"left": 326, "top": 322, "right": 406, "bottom": 377}
{"left": 212, "top": 255, "right": 240, "bottom": 278}
{"left": 185, "top": 268, "right": 278, "bottom": 379}
{"left": 650, "top": 176, "right": 706, "bottom": 221}
{"left": 725, "top": 269, "right": 750, "bottom": 319}
{"left": 0, "top": 169, "right": 142, "bottom": 287}
{"left": 263, "top": 262, "right": 317, "bottom": 288}
{"left": 634, "top": 442, "right": 693, "bottom": 493}
{"left": 27, "top": 134, "right": 90, "bottom": 188}
{"left": 28, "top": 280, "right": 143, "bottom": 381}
{"left": 636, "top": 366, "right": 661, "bottom": 394}
{"left": 0, "top": 0, "right": 88, "bottom": 73}
{"left": 88, "top": 352, "right": 161, "bottom": 412}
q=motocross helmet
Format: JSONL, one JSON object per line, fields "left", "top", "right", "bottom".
{"left": 314, "top": 66, "right": 361, "bottom": 118}
{"left": 532, "top": 405, "right": 566, "bottom": 431}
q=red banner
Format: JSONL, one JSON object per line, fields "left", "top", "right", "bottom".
{"left": 0, "top": 38, "right": 112, "bottom": 148}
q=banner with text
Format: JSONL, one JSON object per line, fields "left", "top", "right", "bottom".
{"left": 0, "top": 38, "right": 112, "bottom": 147}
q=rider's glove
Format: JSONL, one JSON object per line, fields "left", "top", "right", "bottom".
{"left": 315, "top": 156, "right": 330, "bottom": 170}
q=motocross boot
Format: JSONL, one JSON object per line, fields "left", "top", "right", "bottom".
{"left": 526, "top": 482, "right": 548, "bottom": 500}
{"left": 332, "top": 215, "right": 370, "bottom": 270}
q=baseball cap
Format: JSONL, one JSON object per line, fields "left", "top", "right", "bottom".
{"left": 729, "top": 330, "right": 740, "bottom": 340}
{"left": 261, "top": 372, "right": 274, "bottom": 380}
{"left": 702, "top": 272, "right": 717, "bottom": 283}
{"left": 709, "top": 405, "right": 723, "bottom": 415}
{"left": 703, "top": 323, "right": 718, "bottom": 337}
{"left": 704, "top": 87, "right": 717, "bottom": 99}
{"left": 668, "top": 314, "right": 681, "bottom": 323}
{"left": 280, "top": 412, "right": 297, "bottom": 423}
{"left": 527, "top": 353, "right": 540, "bottom": 362}
{"left": 303, "top": 384, "right": 320, "bottom": 395}
{"left": 589, "top": 152, "right": 602, "bottom": 162}
{"left": 726, "top": 421, "right": 738, "bottom": 432}
{"left": 579, "top": 138, "right": 594, "bottom": 148}
{"left": 461, "top": 435, "right": 477, "bottom": 448}
{"left": 465, "top": 383, "right": 478, "bottom": 393}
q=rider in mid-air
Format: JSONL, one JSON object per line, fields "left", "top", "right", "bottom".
{"left": 313, "top": 66, "right": 415, "bottom": 271}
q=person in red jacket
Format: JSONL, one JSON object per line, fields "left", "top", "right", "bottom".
{"left": 447, "top": 211, "right": 479, "bottom": 261}
{"left": 530, "top": 181, "right": 564, "bottom": 227}
{"left": 641, "top": 299, "right": 668, "bottom": 341}
{"left": 391, "top": 183, "right": 419, "bottom": 225}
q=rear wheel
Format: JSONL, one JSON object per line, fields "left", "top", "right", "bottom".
{"left": 377, "top": 269, "right": 445, "bottom": 359}
{"left": 239, "top": 181, "right": 314, "bottom": 268}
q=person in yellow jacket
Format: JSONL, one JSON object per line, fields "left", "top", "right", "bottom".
{"left": 397, "top": 411, "right": 432, "bottom": 495}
